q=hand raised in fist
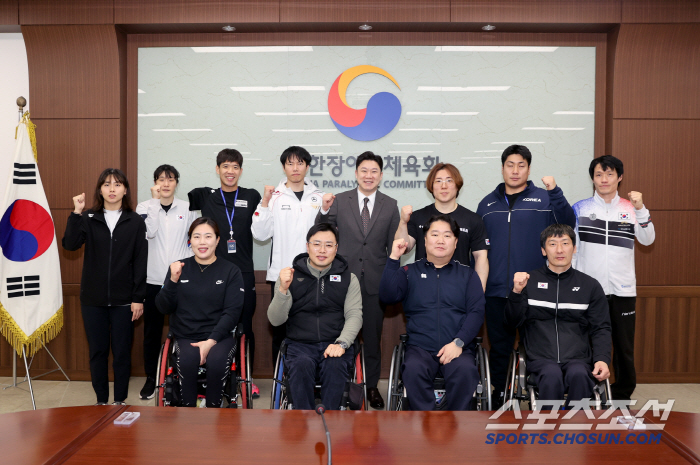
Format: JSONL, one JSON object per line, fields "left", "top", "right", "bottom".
{"left": 390, "top": 238, "right": 408, "bottom": 260}
{"left": 170, "top": 261, "right": 185, "bottom": 283}
{"left": 261, "top": 185, "right": 275, "bottom": 207}
{"left": 279, "top": 267, "right": 294, "bottom": 294}
{"left": 541, "top": 176, "right": 557, "bottom": 191}
{"left": 627, "top": 191, "right": 644, "bottom": 210}
{"left": 72, "top": 193, "right": 86, "bottom": 214}
{"left": 322, "top": 193, "right": 336, "bottom": 212}
{"left": 150, "top": 184, "right": 161, "bottom": 200}
{"left": 400, "top": 205, "right": 413, "bottom": 224}
{"left": 512, "top": 272, "right": 530, "bottom": 294}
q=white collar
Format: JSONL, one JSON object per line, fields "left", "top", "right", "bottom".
{"left": 357, "top": 188, "right": 377, "bottom": 203}
{"left": 593, "top": 190, "right": 619, "bottom": 206}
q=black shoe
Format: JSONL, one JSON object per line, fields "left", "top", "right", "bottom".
{"left": 367, "top": 387, "right": 385, "bottom": 410}
{"left": 140, "top": 377, "right": 156, "bottom": 400}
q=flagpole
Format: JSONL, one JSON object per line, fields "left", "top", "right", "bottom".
{"left": 0, "top": 97, "right": 26, "bottom": 392}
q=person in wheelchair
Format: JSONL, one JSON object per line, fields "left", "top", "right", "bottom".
{"left": 506, "top": 223, "right": 612, "bottom": 407}
{"left": 379, "top": 214, "right": 485, "bottom": 411}
{"left": 156, "top": 217, "right": 244, "bottom": 407}
{"left": 267, "top": 222, "right": 363, "bottom": 410}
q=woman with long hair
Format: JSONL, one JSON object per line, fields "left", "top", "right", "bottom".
{"left": 62, "top": 168, "right": 147, "bottom": 405}
{"left": 156, "top": 217, "right": 244, "bottom": 407}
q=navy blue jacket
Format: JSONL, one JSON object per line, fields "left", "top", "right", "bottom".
{"left": 379, "top": 257, "right": 485, "bottom": 355}
{"left": 476, "top": 181, "right": 575, "bottom": 298}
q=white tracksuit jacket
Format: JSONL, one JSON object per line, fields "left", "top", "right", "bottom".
{"left": 251, "top": 179, "right": 324, "bottom": 282}
{"left": 573, "top": 191, "right": 655, "bottom": 297}
{"left": 136, "top": 198, "right": 199, "bottom": 285}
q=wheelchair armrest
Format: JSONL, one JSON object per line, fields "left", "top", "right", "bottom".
{"left": 233, "top": 325, "right": 244, "bottom": 338}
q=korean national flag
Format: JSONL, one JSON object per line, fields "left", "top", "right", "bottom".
{"left": 330, "top": 275, "right": 341, "bottom": 282}
{"left": 0, "top": 115, "right": 63, "bottom": 357}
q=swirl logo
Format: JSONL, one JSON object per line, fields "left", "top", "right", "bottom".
{"left": 0, "top": 199, "right": 54, "bottom": 262}
{"left": 328, "top": 65, "right": 402, "bottom": 141}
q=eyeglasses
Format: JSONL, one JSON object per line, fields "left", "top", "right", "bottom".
{"left": 308, "top": 241, "right": 338, "bottom": 251}
{"left": 433, "top": 178, "right": 455, "bottom": 185}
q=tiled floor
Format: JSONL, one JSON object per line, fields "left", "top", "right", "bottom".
{"left": 1, "top": 376, "right": 699, "bottom": 414}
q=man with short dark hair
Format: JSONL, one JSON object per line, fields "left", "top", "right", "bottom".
{"left": 506, "top": 224, "right": 611, "bottom": 406}
{"left": 251, "top": 146, "right": 325, "bottom": 366}
{"left": 136, "top": 164, "right": 198, "bottom": 399}
{"left": 476, "top": 144, "right": 576, "bottom": 407}
{"left": 267, "top": 223, "right": 362, "bottom": 410}
{"left": 572, "top": 155, "right": 655, "bottom": 401}
{"left": 395, "top": 163, "right": 489, "bottom": 289}
{"left": 188, "top": 149, "right": 261, "bottom": 394}
{"left": 317, "top": 151, "right": 400, "bottom": 409}
{"left": 380, "top": 215, "right": 485, "bottom": 411}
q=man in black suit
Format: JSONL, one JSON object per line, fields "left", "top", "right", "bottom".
{"left": 316, "top": 151, "right": 400, "bottom": 409}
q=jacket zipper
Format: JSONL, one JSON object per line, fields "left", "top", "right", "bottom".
{"left": 437, "top": 271, "right": 441, "bottom": 350}
{"left": 555, "top": 274, "right": 560, "bottom": 363}
{"left": 505, "top": 197, "right": 513, "bottom": 298}
{"left": 107, "top": 225, "right": 113, "bottom": 306}
{"left": 315, "top": 276, "right": 321, "bottom": 341}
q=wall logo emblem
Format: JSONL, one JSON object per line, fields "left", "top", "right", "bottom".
{"left": 328, "top": 65, "right": 402, "bottom": 141}
{"left": 0, "top": 199, "right": 55, "bottom": 262}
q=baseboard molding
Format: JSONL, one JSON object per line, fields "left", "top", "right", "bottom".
{"left": 637, "top": 372, "right": 700, "bottom": 384}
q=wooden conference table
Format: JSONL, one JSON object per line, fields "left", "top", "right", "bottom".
{"left": 2, "top": 405, "right": 699, "bottom": 464}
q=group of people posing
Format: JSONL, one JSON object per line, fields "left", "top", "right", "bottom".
{"left": 63, "top": 144, "right": 654, "bottom": 411}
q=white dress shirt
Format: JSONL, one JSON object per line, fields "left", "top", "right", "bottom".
{"left": 357, "top": 189, "right": 377, "bottom": 217}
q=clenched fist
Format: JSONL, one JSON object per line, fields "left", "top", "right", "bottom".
{"left": 512, "top": 272, "right": 530, "bottom": 294}
{"left": 261, "top": 185, "right": 275, "bottom": 207}
{"left": 279, "top": 267, "right": 294, "bottom": 293}
{"left": 73, "top": 193, "right": 86, "bottom": 214}
{"left": 150, "top": 184, "right": 161, "bottom": 200}
{"left": 322, "top": 193, "right": 335, "bottom": 212}
{"left": 541, "top": 176, "right": 557, "bottom": 191}
{"left": 390, "top": 238, "right": 408, "bottom": 260}
{"left": 627, "top": 191, "right": 644, "bottom": 210}
{"left": 170, "top": 261, "right": 185, "bottom": 283}
{"left": 400, "top": 205, "right": 413, "bottom": 224}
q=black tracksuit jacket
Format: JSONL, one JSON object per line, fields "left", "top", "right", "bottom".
{"left": 505, "top": 265, "right": 612, "bottom": 365}
{"left": 62, "top": 210, "right": 148, "bottom": 306}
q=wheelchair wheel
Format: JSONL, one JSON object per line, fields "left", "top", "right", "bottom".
{"left": 237, "top": 334, "right": 251, "bottom": 409}
{"left": 155, "top": 337, "right": 171, "bottom": 407}
{"left": 270, "top": 348, "right": 287, "bottom": 409}
{"left": 475, "top": 344, "right": 492, "bottom": 411}
{"left": 529, "top": 386, "right": 537, "bottom": 411}
{"left": 504, "top": 349, "right": 517, "bottom": 408}
{"left": 593, "top": 378, "right": 612, "bottom": 410}
{"left": 352, "top": 344, "right": 366, "bottom": 410}
{"left": 387, "top": 344, "right": 405, "bottom": 411}
{"left": 244, "top": 335, "right": 253, "bottom": 408}
{"left": 361, "top": 344, "right": 368, "bottom": 410}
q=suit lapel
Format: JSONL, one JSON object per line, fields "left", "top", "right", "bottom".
{"left": 347, "top": 191, "right": 364, "bottom": 234}
{"left": 365, "top": 192, "right": 384, "bottom": 237}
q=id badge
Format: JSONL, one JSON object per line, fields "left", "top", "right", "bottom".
{"left": 227, "top": 239, "right": 236, "bottom": 253}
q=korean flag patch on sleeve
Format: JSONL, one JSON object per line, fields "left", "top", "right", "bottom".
{"left": 330, "top": 275, "right": 341, "bottom": 282}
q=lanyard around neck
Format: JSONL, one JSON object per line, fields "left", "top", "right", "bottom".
{"left": 220, "top": 188, "right": 239, "bottom": 239}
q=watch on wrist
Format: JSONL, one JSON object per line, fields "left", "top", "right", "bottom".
{"left": 453, "top": 338, "right": 464, "bottom": 348}
{"left": 335, "top": 340, "right": 349, "bottom": 350}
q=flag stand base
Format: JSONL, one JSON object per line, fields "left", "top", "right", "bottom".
{"left": 1, "top": 332, "right": 70, "bottom": 410}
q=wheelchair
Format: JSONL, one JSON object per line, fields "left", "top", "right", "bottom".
{"left": 155, "top": 325, "right": 253, "bottom": 408}
{"left": 504, "top": 344, "right": 612, "bottom": 411}
{"left": 270, "top": 339, "right": 367, "bottom": 410}
{"left": 386, "top": 334, "right": 492, "bottom": 411}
